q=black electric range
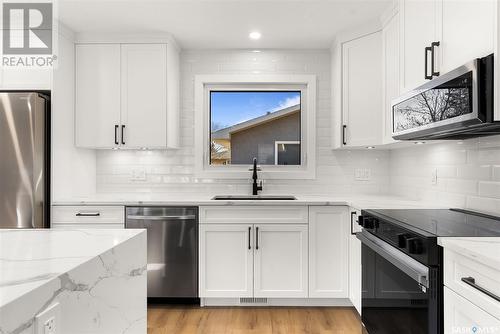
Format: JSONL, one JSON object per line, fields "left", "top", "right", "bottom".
{"left": 357, "top": 208, "right": 500, "bottom": 334}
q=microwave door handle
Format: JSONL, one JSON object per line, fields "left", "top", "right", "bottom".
{"left": 425, "top": 46, "right": 433, "bottom": 80}
{"left": 357, "top": 230, "right": 429, "bottom": 288}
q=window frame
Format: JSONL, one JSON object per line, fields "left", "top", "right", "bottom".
{"left": 274, "top": 141, "right": 301, "bottom": 165}
{"left": 194, "top": 74, "right": 316, "bottom": 179}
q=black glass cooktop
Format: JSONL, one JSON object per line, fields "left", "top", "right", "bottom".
{"left": 365, "top": 208, "right": 500, "bottom": 238}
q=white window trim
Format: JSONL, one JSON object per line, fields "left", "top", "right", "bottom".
{"left": 194, "top": 74, "right": 316, "bottom": 180}
{"left": 274, "top": 141, "right": 301, "bottom": 165}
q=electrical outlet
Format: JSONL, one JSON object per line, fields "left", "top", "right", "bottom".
{"left": 35, "top": 302, "right": 60, "bottom": 334}
{"left": 131, "top": 167, "right": 147, "bottom": 181}
{"left": 431, "top": 168, "right": 438, "bottom": 185}
{"left": 44, "top": 317, "right": 56, "bottom": 334}
{"left": 354, "top": 168, "right": 371, "bottom": 181}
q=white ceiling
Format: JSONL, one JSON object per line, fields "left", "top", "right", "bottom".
{"left": 59, "top": 0, "right": 392, "bottom": 49}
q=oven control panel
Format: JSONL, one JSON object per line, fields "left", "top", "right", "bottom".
{"left": 358, "top": 212, "right": 438, "bottom": 266}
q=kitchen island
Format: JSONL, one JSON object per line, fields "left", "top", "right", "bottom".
{"left": 0, "top": 229, "right": 147, "bottom": 334}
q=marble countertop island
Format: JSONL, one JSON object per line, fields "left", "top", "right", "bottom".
{"left": 0, "top": 229, "right": 147, "bottom": 334}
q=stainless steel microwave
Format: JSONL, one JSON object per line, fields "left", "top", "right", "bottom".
{"left": 392, "top": 54, "right": 497, "bottom": 140}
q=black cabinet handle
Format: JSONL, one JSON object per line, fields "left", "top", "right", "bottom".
{"left": 255, "top": 227, "right": 259, "bottom": 250}
{"left": 76, "top": 212, "right": 100, "bottom": 217}
{"left": 342, "top": 125, "right": 347, "bottom": 145}
{"left": 431, "top": 41, "right": 440, "bottom": 77}
{"left": 461, "top": 277, "right": 500, "bottom": 302}
{"left": 114, "top": 125, "right": 119, "bottom": 145}
{"left": 248, "top": 226, "right": 251, "bottom": 250}
{"left": 425, "top": 46, "right": 433, "bottom": 80}
{"left": 121, "top": 125, "right": 126, "bottom": 145}
{"left": 350, "top": 211, "right": 358, "bottom": 235}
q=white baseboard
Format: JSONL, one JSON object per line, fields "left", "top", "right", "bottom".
{"left": 200, "top": 298, "right": 353, "bottom": 307}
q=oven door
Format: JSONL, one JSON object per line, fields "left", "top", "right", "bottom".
{"left": 358, "top": 230, "right": 440, "bottom": 334}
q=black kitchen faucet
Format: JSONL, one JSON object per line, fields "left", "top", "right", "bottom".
{"left": 251, "top": 157, "right": 263, "bottom": 195}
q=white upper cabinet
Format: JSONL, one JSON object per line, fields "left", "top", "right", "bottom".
{"left": 341, "top": 31, "right": 383, "bottom": 148}
{"left": 439, "top": 0, "right": 496, "bottom": 74}
{"left": 75, "top": 42, "right": 179, "bottom": 149}
{"left": 399, "top": 0, "right": 496, "bottom": 94}
{"left": 75, "top": 44, "right": 121, "bottom": 149}
{"left": 399, "top": 0, "right": 439, "bottom": 93}
{"left": 120, "top": 44, "right": 167, "bottom": 149}
{"left": 382, "top": 10, "right": 400, "bottom": 144}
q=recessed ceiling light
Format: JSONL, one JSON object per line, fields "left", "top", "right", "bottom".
{"left": 249, "top": 31, "right": 261, "bottom": 40}
{"left": 366, "top": 146, "right": 375, "bottom": 149}
{"left": 251, "top": 50, "right": 261, "bottom": 53}
{"left": 414, "top": 141, "right": 426, "bottom": 145}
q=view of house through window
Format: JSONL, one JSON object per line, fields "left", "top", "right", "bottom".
{"left": 210, "top": 91, "right": 301, "bottom": 165}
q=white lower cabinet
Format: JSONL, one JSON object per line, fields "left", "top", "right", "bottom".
{"left": 444, "top": 287, "right": 500, "bottom": 334}
{"left": 199, "top": 223, "right": 307, "bottom": 299}
{"left": 308, "top": 206, "right": 349, "bottom": 298}
{"left": 51, "top": 205, "right": 125, "bottom": 229}
{"left": 199, "top": 205, "right": 351, "bottom": 302}
{"left": 254, "top": 224, "right": 308, "bottom": 298}
{"left": 199, "top": 224, "right": 253, "bottom": 298}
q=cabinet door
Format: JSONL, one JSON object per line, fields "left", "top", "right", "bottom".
{"left": 75, "top": 44, "right": 121, "bottom": 148}
{"left": 382, "top": 12, "right": 399, "bottom": 144}
{"left": 199, "top": 224, "right": 253, "bottom": 298}
{"left": 444, "top": 287, "right": 500, "bottom": 334}
{"left": 309, "top": 206, "right": 349, "bottom": 298}
{"left": 399, "top": 0, "right": 438, "bottom": 93}
{"left": 121, "top": 44, "right": 167, "bottom": 149}
{"left": 254, "top": 224, "right": 308, "bottom": 298}
{"left": 440, "top": 0, "right": 495, "bottom": 73}
{"left": 342, "top": 31, "right": 383, "bottom": 147}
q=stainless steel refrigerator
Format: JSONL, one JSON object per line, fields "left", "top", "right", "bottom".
{"left": 0, "top": 92, "right": 50, "bottom": 229}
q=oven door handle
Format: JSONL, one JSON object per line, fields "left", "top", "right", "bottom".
{"left": 357, "top": 230, "right": 429, "bottom": 288}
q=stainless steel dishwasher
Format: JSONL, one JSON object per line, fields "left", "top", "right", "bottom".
{"left": 125, "top": 207, "right": 198, "bottom": 299}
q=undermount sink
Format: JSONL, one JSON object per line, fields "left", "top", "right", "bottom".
{"left": 212, "top": 195, "right": 297, "bottom": 201}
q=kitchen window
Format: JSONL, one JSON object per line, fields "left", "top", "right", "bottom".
{"left": 210, "top": 91, "right": 301, "bottom": 166}
{"left": 195, "top": 75, "right": 316, "bottom": 179}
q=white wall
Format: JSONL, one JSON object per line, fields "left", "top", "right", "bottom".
{"left": 389, "top": 135, "right": 500, "bottom": 215}
{"left": 52, "top": 25, "right": 96, "bottom": 201}
{"left": 96, "top": 50, "right": 389, "bottom": 196}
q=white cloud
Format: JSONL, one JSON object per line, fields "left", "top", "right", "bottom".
{"left": 271, "top": 95, "right": 300, "bottom": 112}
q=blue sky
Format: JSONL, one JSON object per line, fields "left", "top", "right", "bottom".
{"left": 210, "top": 91, "right": 300, "bottom": 131}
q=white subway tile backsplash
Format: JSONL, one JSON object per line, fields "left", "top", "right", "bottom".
{"left": 478, "top": 181, "right": 500, "bottom": 199}
{"left": 96, "top": 49, "right": 390, "bottom": 196}
{"left": 389, "top": 135, "right": 500, "bottom": 215}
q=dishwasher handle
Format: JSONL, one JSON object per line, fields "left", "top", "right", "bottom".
{"left": 126, "top": 215, "right": 197, "bottom": 221}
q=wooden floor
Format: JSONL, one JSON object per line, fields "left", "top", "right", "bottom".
{"left": 147, "top": 306, "right": 362, "bottom": 334}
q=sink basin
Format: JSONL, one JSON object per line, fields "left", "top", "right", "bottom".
{"left": 212, "top": 195, "right": 297, "bottom": 201}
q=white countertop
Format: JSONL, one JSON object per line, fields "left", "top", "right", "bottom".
{"left": 52, "top": 194, "right": 444, "bottom": 210}
{"left": 438, "top": 237, "right": 500, "bottom": 269}
{"left": 0, "top": 229, "right": 145, "bottom": 309}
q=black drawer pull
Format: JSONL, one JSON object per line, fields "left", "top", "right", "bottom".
{"left": 114, "top": 125, "right": 119, "bottom": 145}
{"left": 76, "top": 212, "right": 101, "bottom": 217}
{"left": 342, "top": 125, "right": 347, "bottom": 145}
{"left": 461, "top": 277, "right": 500, "bottom": 302}
{"left": 431, "top": 41, "right": 440, "bottom": 77}
{"left": 248, "top": 226, "right": 251, "bottom": 250}
{"left": 350, "top": 211, "right": 357, "bottom": 235}
{"left": 425, "top": 46, "right": 432, "bottom": 80}
{"left": 256, "top": 227, "right": 259, "bottom": 250}
{"left": 121, "top": 125, "right": 126, "bottom": 145}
